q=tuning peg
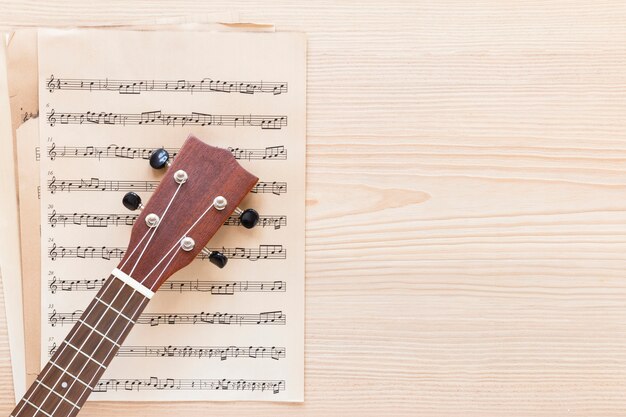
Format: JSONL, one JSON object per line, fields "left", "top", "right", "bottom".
{"left": 235, "top": 208, "right": 259, "bottom": 229}
{"left": 201, "top": 249, "right": 228, "bottom": 268}
{"left": 122, "top": 192, "right": 144, "bottom": 211}
{"left": 149, "top": 148, "right": 171, "bottom": 170}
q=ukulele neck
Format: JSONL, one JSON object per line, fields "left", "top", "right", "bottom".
{"left": 10, "top": 136, "right": 259, "bottom": 417}
{"left": 12, "top": 274, "right": 149, "bottom": 417}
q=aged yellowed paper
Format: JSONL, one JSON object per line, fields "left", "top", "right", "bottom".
{"left": 0, "top": 36, "right": 26, "bottom": 405}
{"left": 6, "top": 14, "right": 268, "bottom": 395}
{"left": 37, "top": 28, "right": 305, "bottom": 401}
{"left": 5, "top": 18, "right": 278, "bottom": 399}
{"left": 15, "top": 119, "right": 40, "bottom": 389}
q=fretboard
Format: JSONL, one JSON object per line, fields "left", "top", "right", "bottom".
{"left": 11, "top": 275, "right": 149, "bottom": 417}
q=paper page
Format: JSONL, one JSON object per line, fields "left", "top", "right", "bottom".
{"left": 0, "top": 40, "right": 25, "bottom": 404}
{"left": 15, "top": 119, "right": 40, "bottom": 388}
{"left": 6, "top": 16, "right": 246, "bottom": 393}
{"left": 7, "top": 14, "right": 251, "bottom": 135}
{"left": 37, "top": 28, "right": 305, "bottom": 401}
{"left": 5, "top": 15, "right": 268, "bottom": 395}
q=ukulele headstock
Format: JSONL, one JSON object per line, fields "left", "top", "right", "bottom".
{"left": 116, "top": 134, "right": 258, "bottom": 292}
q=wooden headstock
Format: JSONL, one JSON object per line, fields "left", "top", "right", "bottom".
{"left": 116, "top": 135, "right": 258, "bottom": 292}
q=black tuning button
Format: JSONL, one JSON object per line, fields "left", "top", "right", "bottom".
{"left": 122, "top": 192, "right": 143, "bottom": 211}
{"left": 208, "top": 251, "right": 228, "bottom": 268}
{"left": 149, "top": 148, "right": 170, "bottom": 170}
{"left": 239, "top": 208, "right": 259, "bottom": 229}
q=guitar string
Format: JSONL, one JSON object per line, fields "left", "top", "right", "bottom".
{"left": 52, "top": 293, "right": 150, "bottom": 415}
{"left": 23, "top": 177, "right": 225, "bottom": 413}
{"left": 128, "top": 180, "right": 183, "bottom": 276}
{"left": 47, "top": 178, "right": 186, "bottom": 413}
{"left": 69, "top": 195, "right": 224, "bottom": 405}
{"left": 151, "top": 244, "right": 184, "bottom": 288}
{"left": 141, "top": 201, "right": 215, "bottom": 288}
{"left": 17, "top": 176, "right": 182, "bottom": 415}
{"left": 14, "top": 276, "right": 126, "bottom": 416}
{"left": 118, "top": 226, "right": 152, "bottom": 270}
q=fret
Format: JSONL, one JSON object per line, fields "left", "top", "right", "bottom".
{"left": 23, "top": 398, "right": 53, "bottom": 417}
{"left": 62, "top": 340, "right": 107, "bottom": 370}
{"left": 13, "top": 279, "right": 157, "bottom": 417}
{"left": 63, "top": 319, "right": 116, "bottom": 367}
{"left": 37, "top": 362, "right": 90, "bottom": 408}
{"left": 17, "top": 374, "right": 85, "bottom": 417}
{"left": 13, "top": 136, "right": 259, "bottom": 416}
{"left": 94, "top": 295, "right": 135, "bottom": 323}
{"left": 76, "top": 319, "right": 121, "bottom": 347}
{"left": 16, "top": 278, "right": 146, "bottom": 417}
{"left": 103, "top": 283, "right": 146, "bottom": 313}
{"left": 35, "top": 380, "right": 81, "bottom": 410}
{"left": 13, "top": 277, "right": 150, "bottom": 417}
{"left": 49, "top": 361, "right": 91, "bottom": 389}
{"left": 12, "top": 278, "right": 147, "bottom": 417}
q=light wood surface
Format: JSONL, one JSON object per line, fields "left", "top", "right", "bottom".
{"left": 2, "top": 1, "right": 626, "bottom": 415}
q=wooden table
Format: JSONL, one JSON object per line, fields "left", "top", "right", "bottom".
{"left": 2, "top": 1, "right": 626, "bottom": 415}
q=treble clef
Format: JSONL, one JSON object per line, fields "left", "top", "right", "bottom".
{"left": 47, "top": 109, "right": 56, "bottom": 127}
{"left": 47, "top": 74, "right": 60, "bottom": 92}
{"left": 49, "top": 276, "right": 57, "bottom": 294}
{"left": 48, "top": 176, "right": 57, "bottom": 194}
{"left": 49, "top": 243, "right": 58, "bottom": 261}
{"left": 49, "top": 309, "right": 57, "bottom": 327}
{"left": 48, "top": 342, "right": 57, "bottom": 356}
{"left": 49, "top": 209, "right": 58, "bottom": 227}
{"left": 48, "top": 142, "right": 57, "bottom": 161}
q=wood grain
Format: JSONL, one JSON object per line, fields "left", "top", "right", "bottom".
{"left": 2, "top": 1, "right": 626, "bottom": 415}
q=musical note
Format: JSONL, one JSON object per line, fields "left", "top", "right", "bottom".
{"left": 47, "top": 245, "right": 125, "bottom": 260}
{"left": 47, "top": 344, "right": 286, "bottom": 360}
{"left": 225, "top": 214, "right": 287, "bottom": 229}
{"left": 46, "top": 110, "right": 287, "bottom": 129}
{"left": 92, "top": 378, "right": 285, "bottom": 393}
{"left": 249, "top": 181, "right": 287, "bottom": 196}
{"left": 47, "top": 178, "right": 285, "bottom": 194}
{"left": 47, "top": 277, "right": 286, "bottom": 294}
{"left": 262, "top": 145, "right": 287, "bottom": 160}
{"left": 50, "top": 310, "right": 286, "bottom": 326}
{"left": 42, "top": 144, "right": 287, "bottom": 161}
{"left": 257, "top": 311, "right": 284, "bottom": 324}
{"left": 46, "top": 211, "right": 287, "bottom": 229}
{"left": 200, "top": 245, "right": 287, "bottom": 260}
{"left": 45, "top": 76, "right": 288, "bottom": 95}
{"left": 37, "top": 28, "right": 306, "bottom": 403}
{"left": 47, "top": 245, "right": 286, "bottom": 261}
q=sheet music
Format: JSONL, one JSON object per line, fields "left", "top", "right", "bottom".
{"left": 38, "top": 28, "right": 305, "bottom": 401}
{"left": 7, "top": 22, "right": 272, "bottom": 392}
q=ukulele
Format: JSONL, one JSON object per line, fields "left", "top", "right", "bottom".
{"left": 10, "top": 135, "right": 260, "bottom": 417}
